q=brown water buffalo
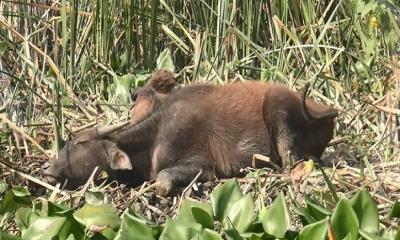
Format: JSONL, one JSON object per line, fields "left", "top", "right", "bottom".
{"left": 110, "top": 81, "right": 337, "bottom": 196}
{"left": 43, "top": 75, "right": 337, "bottom": 196}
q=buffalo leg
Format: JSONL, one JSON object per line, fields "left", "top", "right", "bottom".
{"left": 276, "top": 128, "right": 303, "bottom": 170}
{"left": 155, "top": 157, "right": 214, "bottom": 196}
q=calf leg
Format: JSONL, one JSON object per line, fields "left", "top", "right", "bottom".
{"left": 276, "top": 128, "right": 303, "bottom": 171}
{"left": 155, "top": 156, "right": 214, "bottom": 196}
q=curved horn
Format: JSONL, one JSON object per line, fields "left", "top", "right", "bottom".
{"left": 301, "top": 82, "right": 313, "bottom": 122}
{"left": 96, "top": 120, "right": 130, "bottom": 136}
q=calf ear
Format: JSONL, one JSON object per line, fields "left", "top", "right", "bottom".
{"left": 109, "top": 149, "right": 132, "bottom": 170}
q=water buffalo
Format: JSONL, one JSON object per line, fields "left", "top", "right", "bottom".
{"left": 43, "top": 73, "right": 337, "bottom": 196}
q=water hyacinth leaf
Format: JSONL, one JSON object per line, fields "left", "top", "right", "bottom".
{"left": 22, "top": 216, "right": 66, "bottom": 240}
{"left": 200, "top": 229, "right": 223, "bottom": 240}
{"left": 223, "top": 194, "right": 254, "bottom": 233}
{"left": 349, "top": 189, "right": 379, "bottom": 234}
{"left": 159, "top": 218, "right": 202, "bottom": 240}
{"left": 0, "top": 231, "right": 21, "bottom": 240}
{"left": 0, "top": 187, "right": 32, "bottom": 214}
{"left": 305, "top": 195, "right": 331, "bottom": 222}
{"left": 73, "top": 204, "right": 120, "bottom": 229}
{"left": 47, "top": 202, "right": 71, "bottom": 216}
{"left": 389, "top": 201, "right": 400, "bottom": 218}
{"left": 176, "top": 199, "right": 213, "bottom": 228}
{"left": 259, "top": 193, "right": 290, "bottom": 238}
{"left": 211, "top": 179, "right": 243, "bottom": 221}
{"left": 156, "top": 48, "right": 175, "bottom": 72}
{"left": 14, "top": 207, "right": 40, "bottom": 235}
{"left": 298, "top": 219, "right": 328, "bottom": 240}
{"left": 85, "top": 189, "right": 108, "bottom": 205}
{"left": 114, "top": 212, "right": 155, "bottom": 240}
{"left": 293, "top": 202, "right": 314, "bottom": 225}
{"left": 359, "top": 229, "right": 387, "bottom": 240}
{"left": 331, "top": 199, "right": 359, "bottom": 240}
{"left": 224, "top": 228, "right": 244, "bottom": 240}
{"left": 191, "top": 207, "right": 214, "bottom": 229}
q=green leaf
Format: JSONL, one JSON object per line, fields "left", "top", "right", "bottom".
{"left": 223, "top": 194, "right": 254, "bottom": 233}
{"left": 349, "top": 189, "right": 379, "bottom": 234}
{"left": 331, "top": 199, "right": 359, "bottom": 240}
{"left": 14, "top": 207, "right": 40, "bottom": 235}
{"left": 359, "top": 229, "right": 387, "bottom": 240}
{"left": 259, "top": 193, "right": 290, "bottom": 238}
{"left": 0, "top": 187, "right": 32, "bottom": 214}
{"left": 159, "top": 218, "right": 202, "bottom": 240}
{"left": 114, "top": 212, "right": 156, "bottom": 240}
{"left": 305, "top": 196, "right": 331, "bottom": 222}
{"left": 224, "top": 228, "right": 244, "bottom": 240}
{"left": 0, "top": 231, "right": 21, "bottom": 240}
{"left": 176, "top": 199, "right": 213, "bottom": 228}
{"left": 73, "top": 204, "right": 121, "bottom": 229}
{"left": 85, "top": 189, "right": 108, "bottom": 205}
{"left": 191, "top": 207, "right": 214, "bottom": 229}
{"left": 389, "top": 201, "right": 400, "bottom": 218}
{"left": 156, "top": 48, "right": 176, "bottom": 72}
{"left": 47, "top": 202, "right": 71, "bottom": 216}
{"left": 211, "top": 179, "right": 243, "bottom": 221}
{"left": 200, "top": 229, "right": 223, "bottom": 240}
{"left": 298, "top": 219, "right": 328, "bottom": 240}
{"left": 22, "top": 216, "right": 66, "bottom": 240}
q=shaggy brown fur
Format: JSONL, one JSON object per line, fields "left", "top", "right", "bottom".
{"left": 112, "top": 80, "right": 337, "bottom": 196}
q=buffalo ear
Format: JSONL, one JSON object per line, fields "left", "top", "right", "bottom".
{"left": 109, "top": 149, "right": 132, "bottom": 170}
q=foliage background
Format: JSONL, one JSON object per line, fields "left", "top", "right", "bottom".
{"left": 0, "top": 0, "right": 399, "bottom": 239}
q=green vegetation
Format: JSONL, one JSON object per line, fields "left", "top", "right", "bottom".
{"left": 0, "top": 179, "right": 399, "bottom": 239}
{"left": 0, "top": 0, "right": 400, "bottom": 239}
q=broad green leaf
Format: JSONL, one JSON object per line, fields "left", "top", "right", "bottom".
{"left": 389, "top": 201, "right": 400, "bottom": 218}
{"left": 305, "top": 195, "right": 331, "bottom": 222}
{"left": 114, "top": 212, "right": 155, "bottom": 240}
{"left": 73, "top": 204, "right": 120, "bottom": 229}
{"left": 47, "top": 202, "right": 71, "bottom": 216}
{"left": 293, "top": 202, "right": 314, "bottom": 225}
{"left": 331, "top": 199, "right": 359, "bottom": 240}
{"left": 359, "top": 229, "right": 386, "bottom": 240}
{"left": 47, "top": 202, "right": 84, "bottom": 240}
{"left": 349, "top": 189, "right": 379, "bottom": 234}
{"left": 176, "top": 199, "right": 213, "bottom": 228}
{"left": 14, "top": 207, "right": 40, "bottom": 235}
{"left": 156, "top": 48, "right": 176, "bottom": 72}
{"left": 159, "top": 218, "right": 202, "bottom": 240}
{"left": 85, "top": 189, "right": 108, "bottom": 205}
{"left": 0, "top": 187, "right": 32, "bottom": 214}
{"left": 298, "top": 219, "right": 328, "bottom": 240}
{"left": 223, "top": 194, "right": 254, "bottom": 233}
{"left": 259, "top": 193, "right": 290, "bottom": 238}
{"left": 0, "top": 231, "right": 21, "bottom": 240}
{"left": 192, "top": 207, "right": 214, "bottom": 229}
{"left": 224, "top": 228, "right": 244, "bottom": 240}
{"left": 200, "top": 229, "right": 223, "bottom": 240}
{"left": 211, "top": 179, "right": 243, "bottom": 221}
{"left": 22, "top": 216, "right": 66, "bottom": 240}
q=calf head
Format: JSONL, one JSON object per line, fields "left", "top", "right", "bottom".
{"left": 130, "top": 70, "right": 178, "bottom": 124}
{"left": 42, "top": 132, "right": 133, "bottom": 189}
